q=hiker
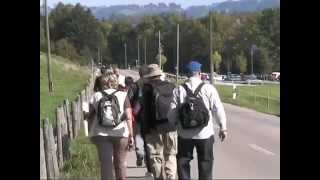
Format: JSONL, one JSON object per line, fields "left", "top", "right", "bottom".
{"left": 86, "top": 72, "right": 134, "bottom": 180}
{"left": 112, "top": 65, "right": 126, "bottom": 91}
{"left": 124, "top": 76, "right": 135, "bottom": 91}
{"left": 93, "top": 67, "right": 110, "bottom": 92}
{"left": 141, "top": 64, "right": 177, "bottom": 180}
{"left": 127, "top": 65, "right": 153, "bottom": 177}
{"left": 168, "top": 60, "right": 227, "bottom": 180}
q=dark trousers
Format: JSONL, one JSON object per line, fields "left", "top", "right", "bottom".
{"left": 177, "top": 135, "right": 215, "bottom": 180}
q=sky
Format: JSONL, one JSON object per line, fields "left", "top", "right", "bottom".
{"left": 40, "top": 0, "right": 228, "bottom": 9}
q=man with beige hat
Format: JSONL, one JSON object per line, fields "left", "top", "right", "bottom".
{"left": 141, "top": 64, "right": 177, "bottom": 180}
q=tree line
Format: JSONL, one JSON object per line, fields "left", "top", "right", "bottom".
{"left": 40, "top": 2, "right": 279, "bottom": 75}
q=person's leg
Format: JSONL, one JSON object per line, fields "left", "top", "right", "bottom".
{"left": 142, "top": 133, "right": 152, "bottom": 173}
{"left": 145, "top": 133, "right": 165, "bottom": 180}
{"left": 163, "top": 131, "right": 178, "bottom": 180}
{"left": 134, "top": 122, "right": 145, "bottom": 166}
{"left": 113, "top": 136, "right": 129, "bottom": 180}
{"left": 91, "top": 136, "right": 115, "bottom": 180}
{"left": 177, "top": 136, "right": 195, "bottom": 180}
{"left": 195, "top": 136, "right": 215, "bottom": 180}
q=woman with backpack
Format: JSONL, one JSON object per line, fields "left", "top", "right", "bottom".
{"left": 86, "top": 72, "right": 134, "bottom": 180}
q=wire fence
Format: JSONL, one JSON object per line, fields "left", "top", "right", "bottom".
{"left": 215, "top": 84, "right": 280, "bottom": 116}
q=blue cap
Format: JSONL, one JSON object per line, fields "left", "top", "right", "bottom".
{"left": 186, "top": 60, "right": 202, "bottom": 72}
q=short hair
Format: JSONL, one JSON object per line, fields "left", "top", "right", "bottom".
{"left": 187, "top": 71, "right": 201, "bottom": 77}
{"left": 99, "top": 72, "right": 119, "bottom": 90}
{"left": 125, "top": 76, "right": 134, "bottom": 87}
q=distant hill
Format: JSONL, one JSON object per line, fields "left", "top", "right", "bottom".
{"left": 41, "top": 0, "right": 280, "bottom": 19}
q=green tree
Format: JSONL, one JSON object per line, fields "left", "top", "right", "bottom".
{"left": 236, "top": 52, "right": 247, "bottom": 74}
{"left": 55, "top": 38, "right": 79, "bottom": 61}
{"left": 212, "top": 51, "right": 222, "bottom": 73}
{"left": 155, "top": 53, "right": 167, "bottom": 69}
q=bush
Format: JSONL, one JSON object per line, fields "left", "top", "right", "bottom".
{"left": 55, "top": 39, "right": 80, "bottom": 61}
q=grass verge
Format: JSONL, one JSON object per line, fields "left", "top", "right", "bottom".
{"left": 40, "top": 52, "right": 90, "bottom": 123}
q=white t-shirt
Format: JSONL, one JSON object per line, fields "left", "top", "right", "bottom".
{"left": 89, "top": 89, "right": 130, "bottom": 138}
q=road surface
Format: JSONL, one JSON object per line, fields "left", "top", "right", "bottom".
{"left": 121, "top": 69, "right": 280, "bottom": 179}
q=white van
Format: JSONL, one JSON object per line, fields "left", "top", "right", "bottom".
{"left": 271, "top": 72, "right": 280, "bottom": 81}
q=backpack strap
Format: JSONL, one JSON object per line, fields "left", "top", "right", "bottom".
{"left": 194, "top": 82, "right": 205, "bottom": 97}
{"left": 181, "top": 83, "right": 194, "bottom": 97}
{"left": 110, "top": 90, "right": 119, "bottom": 96}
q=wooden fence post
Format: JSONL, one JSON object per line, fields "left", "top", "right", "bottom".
{"left": 40, "top": 126, "right": 47, "bottom": 179}
{"left": 71, "top": 101, "right": 78, "bottom": 138}
{"left": 77, "top": 95, "right": 82, "bottom": 132}
{"left": 55, "top": 108, "right": 63, "bottom": 168}
{"left": 43, "top": 119, "right": 59, "bottom": 179}
{"left": 64, "top": 99, "right": 73, "bottom": 139}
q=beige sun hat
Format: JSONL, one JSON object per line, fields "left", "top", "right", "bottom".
{"left": 143, "top": 64, "right": 163, "bottom": 78}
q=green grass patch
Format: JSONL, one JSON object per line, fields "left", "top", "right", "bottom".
{"left": 215, "top": 84, "right": 280, "bottom": 116}
{"left": 40, "top": 52, "right": 90, "bottom": 123}
{"left": 60, "top": 130, "right": 100, "bottom": 179}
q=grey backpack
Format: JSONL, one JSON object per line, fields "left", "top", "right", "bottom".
{"left": 97, "top": 90, "right": 122, "bottom": 127}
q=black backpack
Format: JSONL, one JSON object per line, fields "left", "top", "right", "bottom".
{"left": 179, "top": 82, "right": 210, "bottom": 129}
{"left": 143, "top": 80, "right": 175, "bottom": 128}
{"left": 97, "top": 90, "right": 122, "bottom": 127}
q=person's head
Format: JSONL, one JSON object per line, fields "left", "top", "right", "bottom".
{"left": 186, "top": 60, "right": 202, "bottom": 78}
{"left": 99, "top": 72, "right": 119, "bottom": 90}
{"left": 139, "top": 64, "right": 149, "bottom": 78}
{"left": 112, "top": 65, "right": 120, "bottom": 76}
{"left": 125, "top": 76, "right": 134, "bottom": 88}
{"left": 143, "top": 64, "right": 162, "bottom": 81}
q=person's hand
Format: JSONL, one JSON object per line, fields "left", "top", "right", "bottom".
{"left": 128, "top": 135, "right": 135, "bottom": 151}
{"left": 219, "top": 130, "right": 227, "bottom": 142}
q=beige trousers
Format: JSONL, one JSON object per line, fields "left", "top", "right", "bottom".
{"left": 145, "top": 131, "right": 177, "bottom": 180}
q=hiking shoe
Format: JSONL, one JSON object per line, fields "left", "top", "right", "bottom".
{"left": 145, "top": 172, "right": 154, "bottom": 177}
{"left": 136, "top": 157, "right": 143, "bottom": 167}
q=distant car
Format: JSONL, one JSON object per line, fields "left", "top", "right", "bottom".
{"left": 246, "top": 79, "right": 263, "bottom": 85}
{"left": 224, "top": 74, "right": 242, "bottom": 81}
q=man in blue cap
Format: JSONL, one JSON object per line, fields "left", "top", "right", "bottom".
{"left": 168, "top": 60, "right": 227, "bottom": 180}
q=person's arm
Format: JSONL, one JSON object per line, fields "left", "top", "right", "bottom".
{"left": 124, "top": 96, "right": 134, "bottom": 150}
{"left": 210, "top": 86, "right": 227, "bottom": 141}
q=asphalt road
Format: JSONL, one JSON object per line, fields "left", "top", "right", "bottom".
{"left": 121, "top": 69, "right": 280, "bottom": 179}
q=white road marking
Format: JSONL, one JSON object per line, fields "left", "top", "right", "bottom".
{"left": 249, "top": 144, "right": 276, "bottom": 156}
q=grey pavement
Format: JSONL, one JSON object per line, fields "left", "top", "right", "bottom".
{"left": 121, "top": 69, "right": 280, "bottom": 179}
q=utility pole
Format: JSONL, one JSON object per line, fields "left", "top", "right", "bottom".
{"left": 251, "top": 45, "right": 254, "bottom": 75}
{"left": 158, "top": 30, "right": 161, "bottom": 68}
{"left": 176, "top": 24, "right": 180, "bottom": 86}
{"left": 209, "top": 11, "right": 215, "bottom": 85}
{"left": 97, "top": 47, "right": 100, "bottom": 66}
{"left": 124, "top": 43, "right": 127, "bottom": 69}
{"left": 137, "top": 38, "right": 140, "bottom": 65}
{"left": 45, "top": 0, "right": 53, "bottom": 92}
{"left": 144, "top": 38, "right": 147, "bottom": 65}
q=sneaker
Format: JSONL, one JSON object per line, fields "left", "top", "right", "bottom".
{"left": 136, "top": 157, "right": 143, "bottom": 167}
{"left": 145, "top": 172, "right": 154, "bottom": 177}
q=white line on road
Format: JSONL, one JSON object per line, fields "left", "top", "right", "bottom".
{"left": 249, "top": 144, "right": 276, "bottom": 156}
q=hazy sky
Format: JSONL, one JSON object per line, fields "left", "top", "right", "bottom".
{"left": 40, "top": 0, "right": 228, "bottom": 9}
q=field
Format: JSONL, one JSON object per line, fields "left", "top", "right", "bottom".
{"left": 40, "top": 52, "right": 90, "bottom": 123}
{"left": 215, "top": 84, "right": 280, "bottom": 116}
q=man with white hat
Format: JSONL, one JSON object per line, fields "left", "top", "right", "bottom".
{"left": 141, "top": 64, "right": 177, "bottom": 180}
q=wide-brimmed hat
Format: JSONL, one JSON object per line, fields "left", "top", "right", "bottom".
{"left": 143, "top": 64, "right": 162, "bottom": 78}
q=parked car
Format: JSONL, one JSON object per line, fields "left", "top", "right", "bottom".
{"left": 224, "top": 74, "right": 242, "bottom": 81}
{"left": 246, "top": 78, "right": 263, "bottom": 85}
